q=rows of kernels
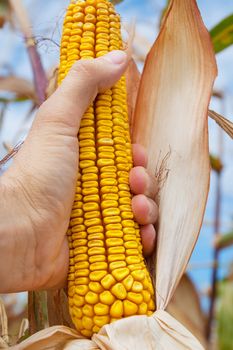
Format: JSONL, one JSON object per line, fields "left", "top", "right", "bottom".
{"left": 59, "top": 0, "right": 155, "bottom": 338}
{"left": 111, "top": 77, "right": 155, "bottom": 312}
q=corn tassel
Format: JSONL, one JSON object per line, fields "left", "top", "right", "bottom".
{"left": 58, "top": 0, "right": 155, "bottom": 338}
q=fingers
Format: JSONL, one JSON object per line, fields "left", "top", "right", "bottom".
{"left": 129, "top": 166, "right": 158, "bottom": 199}
{"left": 131, "top": 194, "right": 158, "bottom": 226}
{"left": 140, "top": 225, "right": 156, "bottom": 257}
{"left": 131, "top": 144, "right": 158, "bottom": 257}
{"left": 35, "top": 50, "right": 128, "bottom": 136}
{"left": 132, "top": 144, "right": 148, "bottom": 167}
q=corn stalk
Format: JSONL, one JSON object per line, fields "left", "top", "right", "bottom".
{"left": 9, "top": 0, "right": 47, "bottom": 105}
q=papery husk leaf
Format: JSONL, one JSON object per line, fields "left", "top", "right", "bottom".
{"left": 0, "top": 298, "right": 9, "bottom": 347}
{"left": 125, "top": 58, "right": 141, "bottom": 133}
{"left": 0, "top": 339, "right": 8, "bottom": 349}
{"left": 18, "top": 319, "right": 29, "bottom": 342}
{"left": 133, "top": 0, "right": 217, "bottom": 310}
{"left": 167, "top": 274, "right": 207, "bottom": 347}
{"left": 11, "top": 326, "right": 87, "bottom": 350}
{"left": 12, "top": 311, "right": 203, "bottom": 350}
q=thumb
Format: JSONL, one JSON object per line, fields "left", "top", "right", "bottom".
{"left": 34, "top": 50, "right": 128, "bottom": 136}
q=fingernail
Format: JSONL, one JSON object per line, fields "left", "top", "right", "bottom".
{"left": 104, "top": 50, "right": 127, "bottom": 64}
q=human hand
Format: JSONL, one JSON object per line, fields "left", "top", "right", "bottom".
{"left": 0, "top": 51, "right": 158, "bottom": 293}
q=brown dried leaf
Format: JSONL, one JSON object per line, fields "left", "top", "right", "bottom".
{"left": 167, "top": 274, "right": 207, "bottom": 348}
{"left": 47, "top": 290, "right": 73, "bottom": 329}
{"left": 209, "top": 109, "right": 233, "bottom": 139}
{"left": 0, "top": 76, "right": 36, "bottom": 101}
{"left": 18, "top": 319, "right": 29, "bottom": 342}
{"left": 0, "top": 338, "right": 8, "bottom": 349}
{"left": 0, "top": 298, "right": 9, "bottom": 347}
{"left": 14, "top": 311, "right": 204, "bottom": 350}
{"left": 125, "top": 58, "right": 141, "bottom": 135}
{"left": 11, "top": 326, "right": 95, "bottom": 350}
{"left": 133, "top": 0, "right": 217, "bottom": 309}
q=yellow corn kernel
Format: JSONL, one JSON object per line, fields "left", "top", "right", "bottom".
{"left": 112, "top": 267, "right": 129, "bottom": 281}
{"left": 88, "top": 279, "right": 103, "bottom": 292}
{"left": 82, "top": 316, "right": 93, "bottom": 331}
{"left": 85, "top": 291, "right": 99, "bottom": 305}
{"left": 94, "top": 316, "right": 110, "bottom": 328}
{"left": 82, "top": 304, "right": 94, "bottom": 317}
{"left": 123, "top": 300, "right": 138, "bottom": 316}
{"left": 94, "top": 303, "right": 109, "bottom": 316}
{"left": 101, "top": 274, "right": 116, "bottom": 289}
{"left": 99, "top": 291, "right": 115, "bottom": 305}
{"left": 59, "top": 0, "right": 155, "bottom": 338}
{"left": 110, "top": 300, "right": 123, "bottom": 318}
{"left": 111, "top": 283, "right": 127, "bottom": 300}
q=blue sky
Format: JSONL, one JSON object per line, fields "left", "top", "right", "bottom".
{"left": 0, "top": 0, "right": 233, "bottom": 311}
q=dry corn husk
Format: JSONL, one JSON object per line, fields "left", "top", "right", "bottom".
{"left": 125, "top": 58, "right": 141, "bottom": 132}
{"left": 0, "top": 298, "right": 9, "bottom": 348}
{"left": 167, "top": 274, "right": 207, "bottom": 348}
{"left": 10, "top": 0, "right": 217, "bottom": 348}
{"left": 133, "top": 0, "right": 217, "bottom": 309}
{"left": 12, "top": 311, "right": 203, "bottom": 350}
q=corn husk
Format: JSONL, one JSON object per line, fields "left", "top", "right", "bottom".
{"left": 133, "top": 0, "right": 217, "bottom": 308}
{"left": 12, "top": 311, "right": 203, "bottom": 350}
{"left": 10, "top": 0, "right": 217, "bottom": 348}
{"left": 0, "top": 298, "right": 9, "bottom": 348}
{"left": 167, "top": 274, "right": 207, "bottom": 348}
{"left": 125, "top": 58, "right": 141, "bottom": 132}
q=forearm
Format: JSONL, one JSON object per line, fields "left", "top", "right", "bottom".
{"left": 0, "top": 177, "right": 35, "bottom": 293}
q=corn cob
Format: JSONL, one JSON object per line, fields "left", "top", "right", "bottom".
{"left": 58, "top": 0, "right": 155, "bottom": 338}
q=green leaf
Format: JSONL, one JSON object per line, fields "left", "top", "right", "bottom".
{"left": 0, "top": 96, "right": 31, "bottom": 103}
{"left": 210, "top": 14, "right": 233, "bottom": 54}
{"left": 0, "top": 0, "right": 9, "bottom": 13}
{"left": 215, "top": 231, "right": 233, "bottom": 250}
{"left": 217, "top": 281, "right": 233, "bottom": 350}
{"left": 0, "top": 0, "right": 10, "bottom": 28}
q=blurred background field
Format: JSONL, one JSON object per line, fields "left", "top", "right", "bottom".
{"left": 0, "top": 0, "right": 233, "bottom": 349}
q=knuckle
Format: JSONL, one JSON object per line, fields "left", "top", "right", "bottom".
{"left": 71, "top": 60, "right": 93, "bottom": 81}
